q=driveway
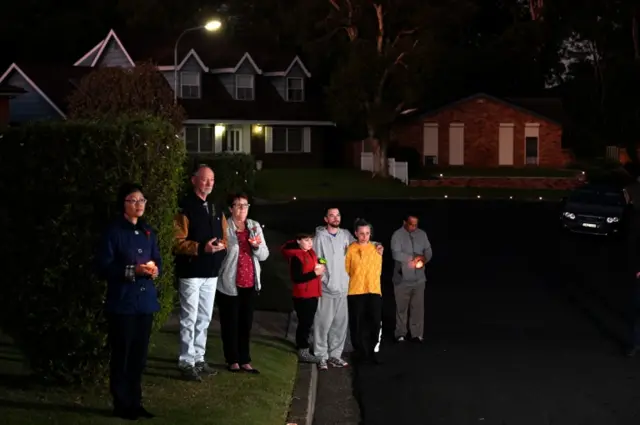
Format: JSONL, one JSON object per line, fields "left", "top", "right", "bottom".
{"left": 254, "top": 199, "right": 640, "bottom": 425}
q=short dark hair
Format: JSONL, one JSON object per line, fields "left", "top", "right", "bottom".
{"left": 354, "top": 218, "right": 373, "bottom": 236}
{"left": 228, "top": 192, "right": 250, "bottom": 207}
{"left": 296, "top": 232, "right": 314, "bottom": 240}
{"left": 404, "top": 213, "right": 419, "bottom": 222}
{"left": 324, "top": 206, "right": 340, "bottom": 217}
{"left": 116, "top": 183, "right": 143, "bottom": 212}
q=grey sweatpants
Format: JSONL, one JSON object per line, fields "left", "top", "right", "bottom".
{"left": 394, "top": 281, "right": 425, "bottom": 339}
{"left": 313, "top": 295, "right": 348, "bottom": 360}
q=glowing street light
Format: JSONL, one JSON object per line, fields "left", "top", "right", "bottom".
{"left": 174, "top": 19, "right": 223, "bottom": 103}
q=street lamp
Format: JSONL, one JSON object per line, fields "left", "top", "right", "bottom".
{"left": 174, "top": 19, "right": 222, "bottom": 104}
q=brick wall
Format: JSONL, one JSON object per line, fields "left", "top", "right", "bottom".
{"left": 392, "top": 96, "right": 571, "bottom": 167}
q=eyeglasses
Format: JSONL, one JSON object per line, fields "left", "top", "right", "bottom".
{"left": 233, "top": 203, "right": 250, "bottom": 209}
{"left": 125, "top": 199, "right": 147, "bottom": 205}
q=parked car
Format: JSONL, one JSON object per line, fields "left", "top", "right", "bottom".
{"left": 559, "top": 184, "right": 632, "bottom": 236}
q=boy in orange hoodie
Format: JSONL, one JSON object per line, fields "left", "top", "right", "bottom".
{"left": 345, "top": 218, "right": 383, "bottom": 364}
{"left": 281, "top": 233, "right": 326, "bottom": 363}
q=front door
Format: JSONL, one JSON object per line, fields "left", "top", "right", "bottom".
{"left": 225, "top": 128, "right": 242, "bottom": 153}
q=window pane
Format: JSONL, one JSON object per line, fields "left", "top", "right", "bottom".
{"left": 287, "top": 128, "right": 303, "bottom": 152}
{"left": 181, "top": 72, "right": 199, "bottom": 86}
{"left": 185, "top": 126, "right": 199, "bottom": 152}
{"left": 236, "top": 75, "right": 253, "bottom": 88}
{"left": 287, "top": 78, "right": 303, "bottom": 89}
{"left": 237, "top": 87, "right": 254, "bottom": 100}
{"left": 182, "top": 85, "right": 200, "bottom": 98}
{"left": 288, "top": 89, "right": 303, "bottom": 102}
{"left": 199, "top": 127, "right": 213, "bottom": 152}
{"left": 273, "top": 127, "right": 287, "bottom": 152}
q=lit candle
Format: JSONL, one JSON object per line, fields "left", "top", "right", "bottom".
{"left": 415, "top": 259, "right": 424, "bottom": 269}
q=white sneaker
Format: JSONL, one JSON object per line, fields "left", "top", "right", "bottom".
{"left": 318, "top": 359, "right": 328, "bottom": 371}
{"left": 328, "top": 357, "right": 349, "bottom": 368}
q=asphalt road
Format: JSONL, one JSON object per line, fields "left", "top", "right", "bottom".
{"left": 254, "top": 199, "right": 640, "bottom": 425}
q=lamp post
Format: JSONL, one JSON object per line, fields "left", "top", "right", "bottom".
{"left": 174, "top": 19, "right": 222, "bottom": 104}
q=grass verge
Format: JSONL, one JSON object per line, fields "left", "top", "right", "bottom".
{"left": 0, "top": 329, "right": 297, "bottom": 425}
{"left": 254, "top": 168, "right": 570, "bottom": 201}
{"left": 254, "top": 227, "right": 292, "bottom": 312}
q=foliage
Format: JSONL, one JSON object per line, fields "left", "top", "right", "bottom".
{"left": 185, "top": 153, "right": 256, "bottom": 208}
{"left": 67, "top": 62, "right": 186, "bottom": 130}
{"left": 0, "top": 117, "right": 186, "bottom": 384}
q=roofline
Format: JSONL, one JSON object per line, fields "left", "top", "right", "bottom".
{"left": 413, "top": 92, "right": 562, "bottom": 126}
{"left": 263, "top": 56, "right": 311, "bottom": 78}
{"left": 0, "top": 63, "right": 67, "bottom": 119}
{"left": 184, "top": 119, "right": 335, "bottom": 126}
{"left": 156, "top": 49, "right": 209, "bottom": 72}
{"left": 210, "top": 52, "right": 263, "bottom": 74}
{"left": 90, "top": 29, "right": 136, "bottom": 67}
{"left": 73, "top": 40, "right": 105, "bottom": 66}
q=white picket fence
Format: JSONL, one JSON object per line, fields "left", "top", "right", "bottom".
{"left": 360, "top": 152, "right": 409, "bottom": 184}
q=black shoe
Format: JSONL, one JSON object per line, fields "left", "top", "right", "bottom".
{"left": 178, "top": 364, "right": 203, "bottom": 382}
{"left": 625, "top": 346, "right": 638, "bottom": 357}
{"left": 195, "top": 361, "right": 218, "bottom": 376}
{"left": 113, "top": 407, "right": 138, "bottom": 420}
{"left": 136, "top": 406, "right": 155, "bottom": 419}
{"left": 412, "top": 336, "right": 424, "bottom": 344}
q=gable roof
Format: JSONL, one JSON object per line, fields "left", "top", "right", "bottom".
{"left": 73, "top": 29, "right": 135, "bottom": 68}
{"left": 412, "top": 92, "right": 565, "bottom": 125}
{"left": 0, "top": 63, "right": 68, "bottom": 118}
{"left": 210, "top": 52, "right": 263, "bottom": 74}
{"left": 73, "top": 40, "right": 105, "bottom": 66}
{"left": 263, "top": 57, "right": 311, "bottom": 78}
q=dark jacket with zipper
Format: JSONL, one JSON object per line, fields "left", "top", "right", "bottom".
{"left": 281, "top": 240, "right": 322, "bottom": 298}
{"left": 174, "top": 191, "right": 228, "bottom": 278}
{"left": 96, "top": 216, "right": 162, "bottom": 315}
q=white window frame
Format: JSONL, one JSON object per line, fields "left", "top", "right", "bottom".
{"left": 286, "top": 77, "right": 304, "bottom": 102}
{"left": 225, "top": 128, "right": 242, "bottom": 152}
{"left": 180, "top": 71, "right": 200, "bottom": 99}
{"left": 235, "top": 74, "right": 254, "bottom": 100}
{"left": 184, "top": 125, "right": 214, "bottom": 153}
{"left": 272, "top": 127, "right": 303, "bottom": 153}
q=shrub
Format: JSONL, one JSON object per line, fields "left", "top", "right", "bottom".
{"left": 67, "top": 62, "right": 185, "bottom": 130}
{"left": 0, "top": 116, "right": 185, "bottom": 384}
{"left": 185, "top": 153, "right": 256, "bottom": 208}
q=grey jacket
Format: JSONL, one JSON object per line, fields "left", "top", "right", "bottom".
{"left": 391, "top": 226, "right": 432, "bottom": 285}
{"left": 217, "top": 218, "right": 270, "bottom": 296}
{"left": 313, "top": 226, "right": 355, "bottom": 298}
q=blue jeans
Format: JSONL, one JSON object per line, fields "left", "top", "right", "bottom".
{"left": 178, "top": 277, "right": 218, "bottom": 366}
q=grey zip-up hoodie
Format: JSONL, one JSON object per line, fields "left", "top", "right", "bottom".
{"left": 391, "top": 226, "right": 432, "bottom": 285}
{"left": 313, "top": 225, "right": 355, "bottom": 298}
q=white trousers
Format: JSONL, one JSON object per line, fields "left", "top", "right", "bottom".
{"left": 178, "top": 277, "right": 217, "bottom": 366}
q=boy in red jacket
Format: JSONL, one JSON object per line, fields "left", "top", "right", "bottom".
{"left": 281, "top": 233, "right": 326, "bottom": 363}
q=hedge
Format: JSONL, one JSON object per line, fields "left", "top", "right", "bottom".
{"left": 185, "top": 153, "right": 256, "bottom": 208}
{"left": 0, "top": 117, "right": 186, "bottom": 384}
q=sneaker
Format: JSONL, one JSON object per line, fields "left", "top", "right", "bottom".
{"left": 328, "top": 357, "right": 349, "bottom": 368}
{"left": 396, "top": 336, "right": 405, "bottom": 343}
{"left": 298, "top": 348, "right": 321, "bottom": 364}
{"left": 318, "top": 359, "right": 328, "bottom": 371}
{"left": 178, "top": 363, "right": 203, "bottom": 382}
{"left": 195, "top": 361, "right": 218, "bottom": 376}
{"left": 412, "top": 336, "right": 424, "bottom": 343}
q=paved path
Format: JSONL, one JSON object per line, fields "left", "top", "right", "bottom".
{"left": 255, "top": 200, "right": 640, "bottom": 425}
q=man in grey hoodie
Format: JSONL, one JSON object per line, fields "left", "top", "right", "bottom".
{"left": 391, "top": 213, "right": 432, "bottom": 343}
{"left": 312, "top": 207, "right": 383, "bottom": 370}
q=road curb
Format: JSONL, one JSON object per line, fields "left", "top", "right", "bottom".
{"left": 286, "top": 362, "right": 318, "bottom": 425}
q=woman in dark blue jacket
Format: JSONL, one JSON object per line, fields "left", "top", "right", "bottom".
{"left": 97, "top": 183, "right": 162, "bottom": 420}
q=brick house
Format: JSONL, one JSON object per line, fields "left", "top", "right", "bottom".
{"left": 0, "top": 83, "right": 25, "bottom": 125}
{"left": 387, "top": 93, "right": 573, "bottom": 168}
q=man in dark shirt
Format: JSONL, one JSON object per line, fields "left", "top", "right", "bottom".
{"left": 174, "top": 165, "right": 227, "bottom": 380}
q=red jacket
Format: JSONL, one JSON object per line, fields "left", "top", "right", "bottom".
{"left": 280, "top": 240, "right": 322, "bottom": 298}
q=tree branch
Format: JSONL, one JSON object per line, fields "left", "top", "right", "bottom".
{"left": 373, "top": 3, "right": 384, "bottom": 53}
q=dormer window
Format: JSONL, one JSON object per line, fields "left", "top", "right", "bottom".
{"left": 286, "top": 77, "right": 304, "bottom": 102}
{"left": 236, "top": 75, "right": 254, "bottom": 100}
{"left": 180, "top": 72, "right": 200, "bottom": 98}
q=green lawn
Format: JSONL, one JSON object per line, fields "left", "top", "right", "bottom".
{"left": 417, "top": 166, "right": 579, "bottom": 177}
{"left": 0, "top": 330, "right": 297, "bottom": 425}
{"left": 254, "top": 168, "right": 570, "bottom": 200}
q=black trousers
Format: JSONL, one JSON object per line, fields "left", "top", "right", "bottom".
{"left": 108, "top": 313, "right": 153, "bottom": 410}
{"left": 217, "top": 288, "right": 256, "bottom": 365}
{"left": 347, "top": 294, "right": 382, "bottom": 360}
{"left": 293, "top": 297, "right": 319, "bottom": 349}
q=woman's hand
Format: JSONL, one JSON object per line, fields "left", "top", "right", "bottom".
{"left": 248, "top": 235, "right": 262, "bottom": 248}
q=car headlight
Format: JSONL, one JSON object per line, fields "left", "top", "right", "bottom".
{"left": 563, "top": 212, "right": 575, "bottom": 220}
{"left": 606, "top": 217, "right": 619, "bottom": 223}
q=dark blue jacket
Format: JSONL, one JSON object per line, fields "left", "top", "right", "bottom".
{"left": 97, "top": 216, "right": 162, "bottom": 314}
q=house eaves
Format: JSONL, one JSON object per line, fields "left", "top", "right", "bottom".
{"left": 209, "top": 52, "right": 263, "bottom": 74}
{"left": 156, "top": 49, "right": 209, "bottom": 72}
{"left": 89, "top": 29, "right": 136, "bottom": 67}
{"left": 263, "top": 56, "right": 311, "bottom": 78}
{"left": 0, "top": 63, "right": 66, "bottom": 118}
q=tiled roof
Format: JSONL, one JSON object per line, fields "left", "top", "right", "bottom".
{"left": 181, "top": 73, "right": 329, "bottom": 122}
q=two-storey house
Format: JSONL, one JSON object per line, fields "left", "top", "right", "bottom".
{"left": 0, "top": 29, "right": 335, "bottom": 167}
